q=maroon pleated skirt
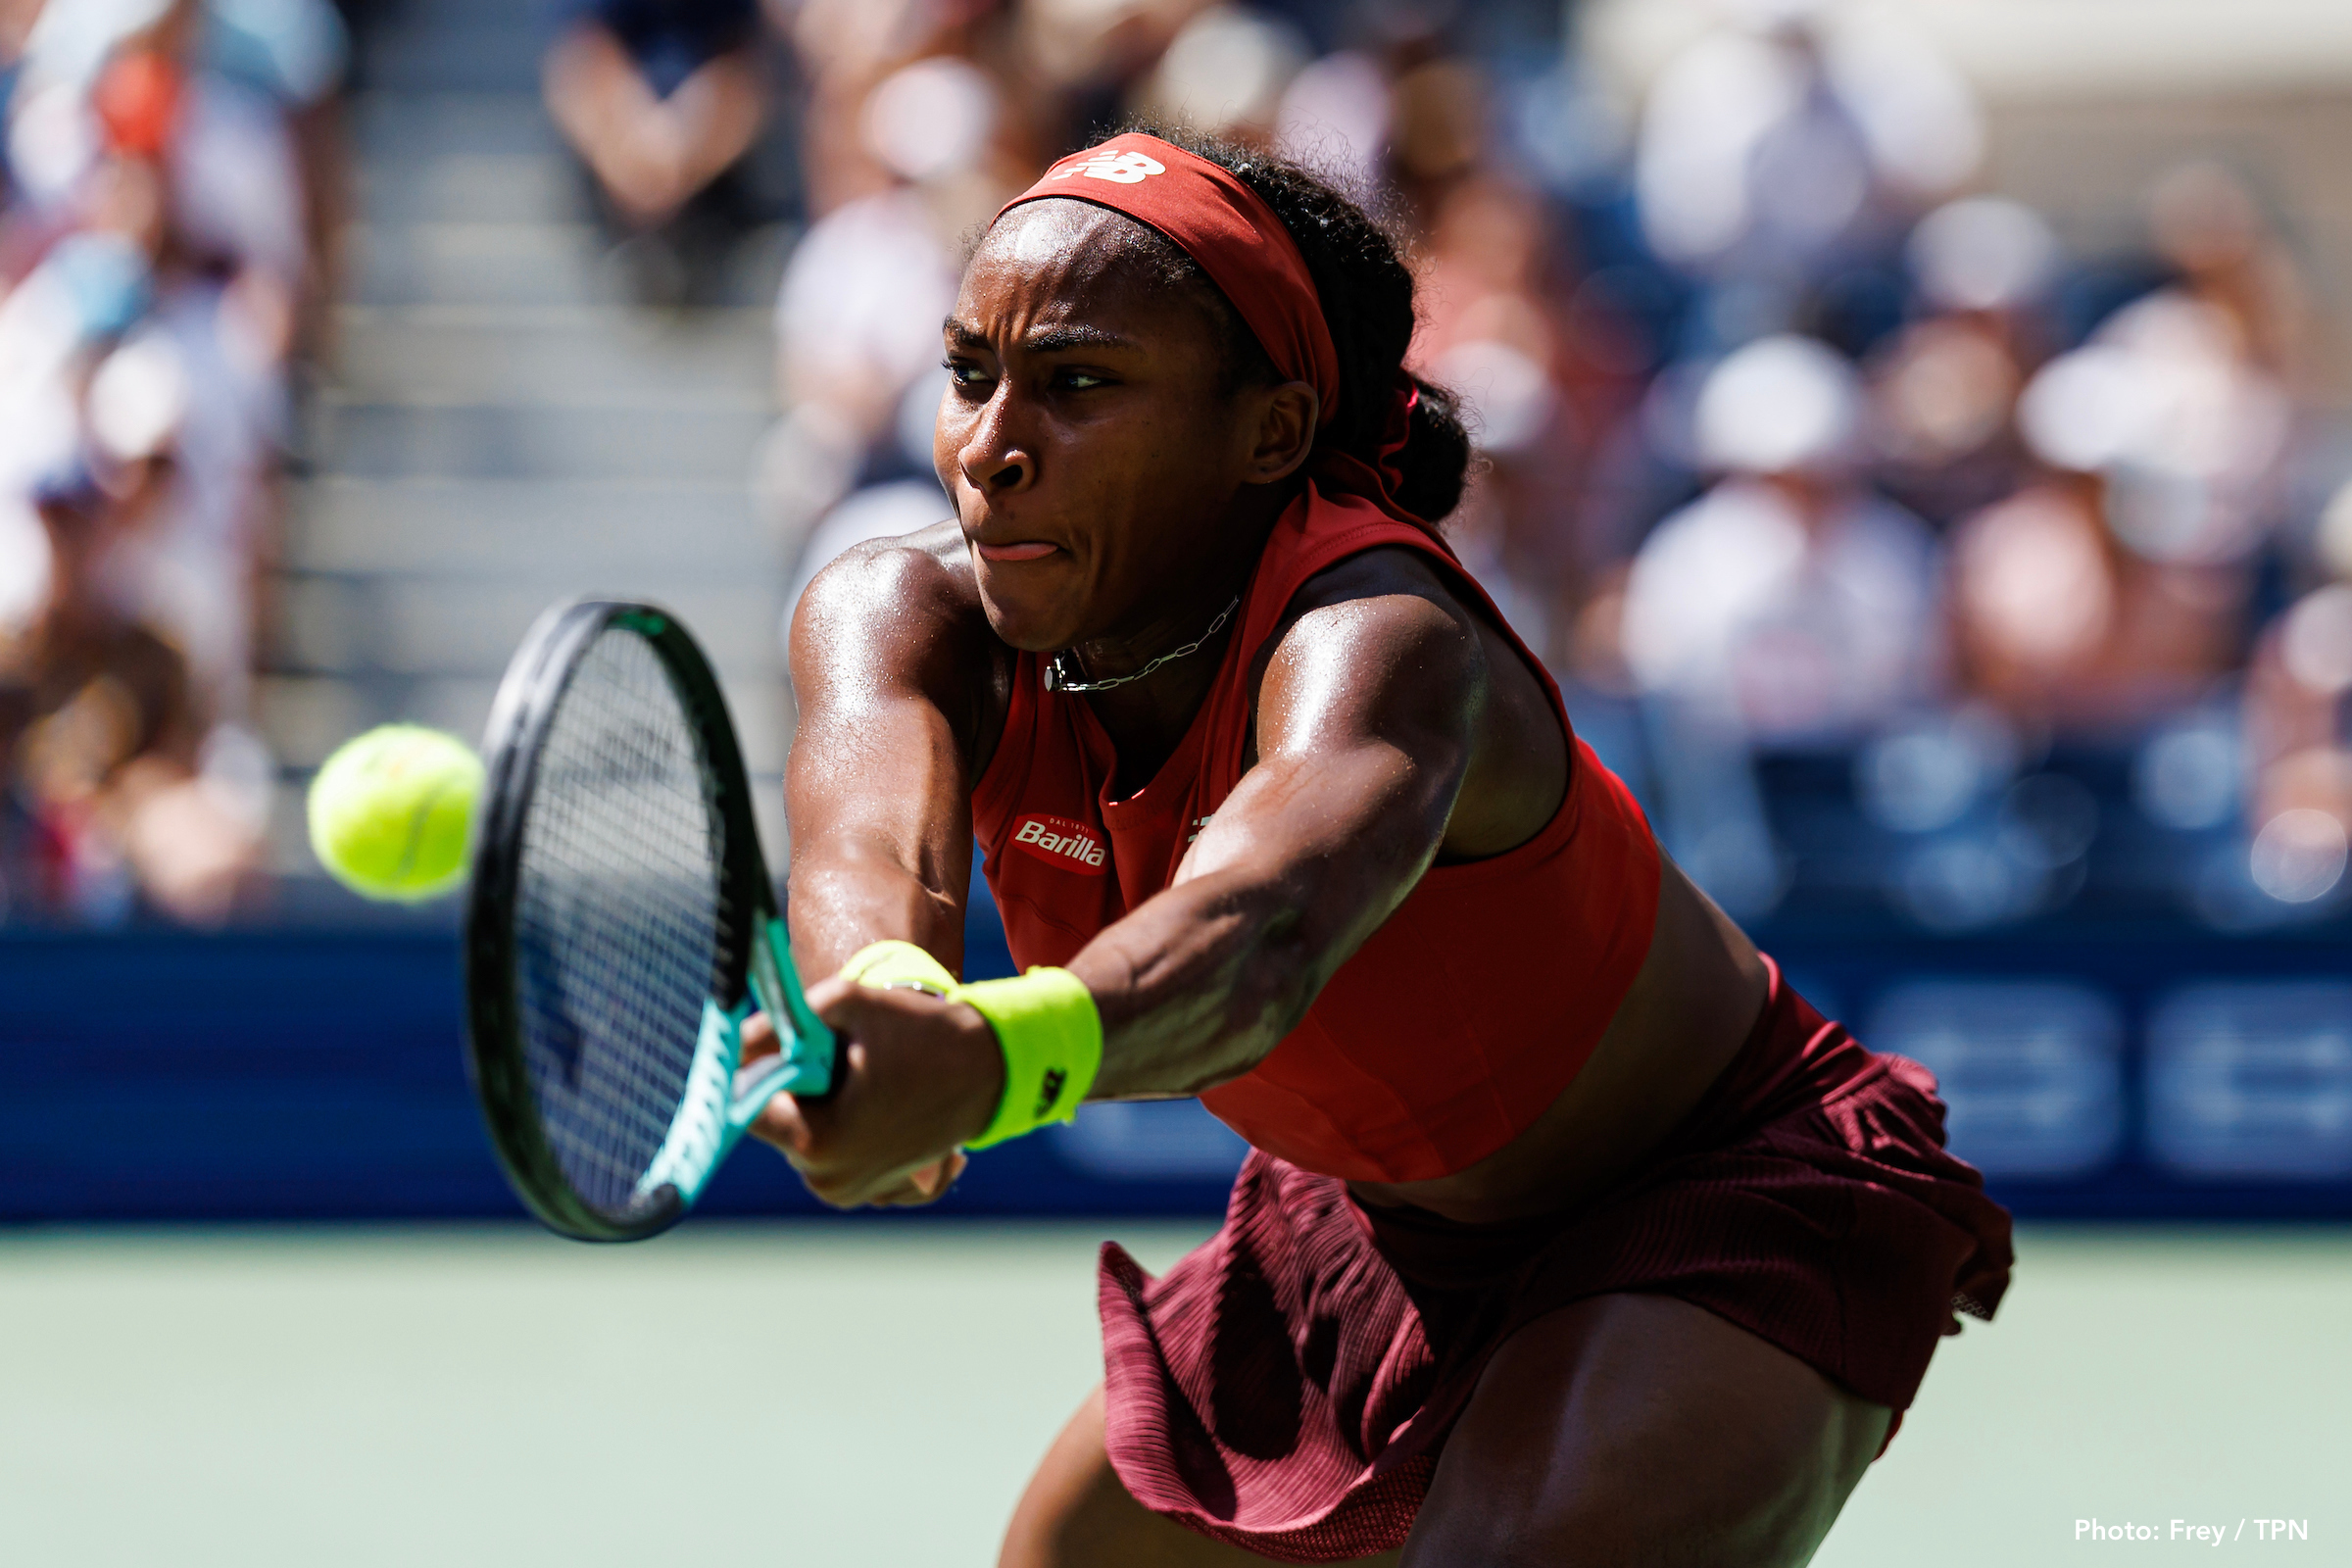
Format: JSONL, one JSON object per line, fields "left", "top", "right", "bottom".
{"left": 1096, "top": 966, "right": 2015, "bottom": 1563}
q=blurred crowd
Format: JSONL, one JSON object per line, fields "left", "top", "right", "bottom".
{"left": 8, "top": 0, "right": 2352, "bottom": 935}
{"left": 740, "top": 0, "right": 2352, "bottom": 934}
{"left": 0, "top": 0, "right": 345, "bottom": 923}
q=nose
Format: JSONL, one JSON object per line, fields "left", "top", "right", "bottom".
{"left": 953, "top": 383, "right": 1034, "bottom": 497}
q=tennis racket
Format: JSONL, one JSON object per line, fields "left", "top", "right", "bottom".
{"left": 465, "top": 597, "right": 835, "bottom": 1242}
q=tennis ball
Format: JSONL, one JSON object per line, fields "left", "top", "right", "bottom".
{"left": 307, "top": 724, "right": 484, "bottom": 903}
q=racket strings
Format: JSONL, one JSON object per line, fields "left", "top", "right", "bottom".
{"left": 514, "top": 628, "right": 725, "bottom": 1214}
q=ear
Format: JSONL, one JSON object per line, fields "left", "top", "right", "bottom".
{"left": 1241, "top": 379, "right": 1320, "bottom": 486}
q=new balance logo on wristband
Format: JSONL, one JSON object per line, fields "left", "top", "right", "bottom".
{"left": 1010, "top": 813, "right": 1108, "bottom": 873}
{"left": 1036, "top": 1067, "right": 1067, "bottom": 1118}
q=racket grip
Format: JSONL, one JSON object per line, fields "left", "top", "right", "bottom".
{"left": 748, "top": 916, "right": 840, "bottom": 1099}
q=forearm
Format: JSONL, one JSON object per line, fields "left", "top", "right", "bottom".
{"left": 668, "top": 51, "right": 764, "bottom": 191}
{"left": 543, "top": 25, "right": 656, "bottom": 174}
{"left": 1055, "top": 615, "right": 1476, "bottom": 1102}
{"left": 785, "top": 733, "right": 973, "bottom": 980}
{"left": 1067, "top": 836, "right": 1424, "bottom": 1100}
{"left": 788, "top": 834, "right": 968, "bottom": 980}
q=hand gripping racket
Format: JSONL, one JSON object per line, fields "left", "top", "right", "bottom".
{"left": 465, "top": 598, "right": 835, "bottom": 1242}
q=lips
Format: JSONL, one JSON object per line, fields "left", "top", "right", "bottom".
{"left": 974, "top": 540, "right": 1061, "bottom": 563}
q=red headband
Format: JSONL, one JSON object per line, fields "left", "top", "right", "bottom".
{"left": 997, "top": 133, "right": 1343, "bottom": 428}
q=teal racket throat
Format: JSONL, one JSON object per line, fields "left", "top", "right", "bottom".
{"left": 638, "top": 922, "right": 833, "bottom": 1208}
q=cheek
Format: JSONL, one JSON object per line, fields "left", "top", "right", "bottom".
{"left": 1090, "top": 407, "right": 1238, "bottom": 534}
{"left": 1078, "top": 397, "right": 1221, "bottom": 493}
{"left": 933, "top": 400, "right": 971, "bottom": 488}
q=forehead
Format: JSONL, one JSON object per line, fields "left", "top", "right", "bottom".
{"left": 958, "top": 199, "right": 1189, "bottom": 327}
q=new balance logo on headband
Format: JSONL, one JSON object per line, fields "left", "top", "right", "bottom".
{"left": 1046, "top": 149, "right": 1166, "bottom": 185}
{"left": 1011, "top": 813, "right": 1109, "bottom": 873}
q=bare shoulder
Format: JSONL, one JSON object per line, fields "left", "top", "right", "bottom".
{"left": 1257, "top": 544, "right": 1489, "bottom": 714}
{"left": 789, "top": 518, "right": 1005, "bottom": 750}
{"left": 792, "top": 518, "right": 991, "bottom": 683}
{"left": 793, "top": 518, "right": 980, "bottom": 645}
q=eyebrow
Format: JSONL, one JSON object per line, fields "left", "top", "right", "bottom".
{"left": 943, "top": 318, "right": 1139, "bottom": 355}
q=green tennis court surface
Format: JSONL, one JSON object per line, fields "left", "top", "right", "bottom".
{"left": 2, "top": 1225, "right": 2340, "bottom": 1565}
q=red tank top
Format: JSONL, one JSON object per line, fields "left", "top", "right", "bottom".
{"left": 970, "top": 482, "right": 1662, "bottom": 1182}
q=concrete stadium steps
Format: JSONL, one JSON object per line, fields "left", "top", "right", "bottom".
{"left": 346, "top": 219, "right": 797, "bottom": 310}
{"left": 269, "top": 577, "right": 786, "bottom": 681}
{"left": 347, "top": 89, "right": 554, "bottom": 161}
{"left": 351, "top": 150, "right": 574, "bottom": 227}
{"left": 329, "top": 306, "right": 773, "bottom": 406}
{"left": 307, "top": 400, "right": 774, "bottom": 482}
{"left": 280, "top": 478, "right": 766, "bottom": 574}
{"left": 352, "top": 4, "right": 545, "bottom": 95}
{"left": 344, "top": 92, "right": 572, "bottom": 227}
{"left": 344, "top": 221, "right": 610, "bottom": 308}
{"left": 256, "top": 56, "right": 794, "bottom": 914}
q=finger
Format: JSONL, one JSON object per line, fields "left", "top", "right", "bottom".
{"left": 866, "top": 1179, "right": 930, "bottom": 1207}
{"left": 747, "top": 1088, "right": 817, "bottom": 1161}
{"left": 825, "top": 1148, "right": 951, "bottom": 1210}
{"left": 875, "top": 1151, "right": 968, "bottom": 1208}
{"left": 803, "top": 1174, "right": 868, "bottom": 1211}
{"left": 738, "top": 1009, "right": 780, "bottom": 1064}
{"left": 810, "top": 1160, "right": 912, "bottom": 1210}
{"left": 805, "top": 973, "right": 857, "bottom": 1023}
{"left": 920, "top": 1151, "right": 969, "bottom": 1195}
{"left": 907, "top": 1154, "right": 953, "bottom": 1200}
{"left": 871, "top": 1176, "right": 948, "bottom": 1208}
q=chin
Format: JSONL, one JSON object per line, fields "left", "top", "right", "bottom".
{"left": 974, "top": 571, "right": 1082, "bottom": 653}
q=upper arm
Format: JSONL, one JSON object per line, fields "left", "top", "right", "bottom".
{"left": 1175, "top": 549, "right": 1491, "bottom": 964}
{"left": 785, "top": 521, "right": 999, "bottom": 914}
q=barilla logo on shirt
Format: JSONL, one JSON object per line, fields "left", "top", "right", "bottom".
{"left": 1045, "top": 149, "right": 1166, "bottom": 185}
{"left": 1010, "top": 813, "right": 1109, "bottom": 874}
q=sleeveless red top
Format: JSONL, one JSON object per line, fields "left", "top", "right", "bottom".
{"left": 970, "top": 482, "right": 1662, "bottom": 1182}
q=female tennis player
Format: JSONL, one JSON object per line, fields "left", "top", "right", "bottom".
{"left": 749, "top": 127, "right": 2013, "bottom": 1566}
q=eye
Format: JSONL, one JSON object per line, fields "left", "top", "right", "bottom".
{"left": 1054, "top": 368, "right": 1111, "bottom": 391}
{"left": 942, "top": 358, "right": 992, "bottom": 389}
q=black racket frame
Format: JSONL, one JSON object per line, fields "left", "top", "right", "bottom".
{"left": 465, "top": 597, "right": 778, "bottom": 1242}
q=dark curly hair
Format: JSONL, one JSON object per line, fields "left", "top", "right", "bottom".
{"left": 1061, "top": 123, "right": 1473, "bottom": 527}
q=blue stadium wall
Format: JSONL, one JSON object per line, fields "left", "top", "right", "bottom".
{"left": 5, "top": 909, "right": 2351, "bottom": 1222}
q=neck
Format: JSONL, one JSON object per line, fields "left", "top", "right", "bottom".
{"left": 1069, "top": 569, "right": 1244, "bottom": 752}
{"left": 1082, "top": 618, "right": 1238, "bottom": 799}
{"left": 1065, "top": 579, "right": 1240, "bottom": 684}
{"left": 1068, "top": 483, "right": 1285, "bottom": 688}
{"left": 1068, "top": 487, "right": 1286, "bottom": 790}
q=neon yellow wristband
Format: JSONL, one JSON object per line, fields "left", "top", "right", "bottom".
{"left": 954, "top": 967, "right": 1102, "bottom": 1149}
{"left": 838, "top": 940, "right": 957, "bottom": 995}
